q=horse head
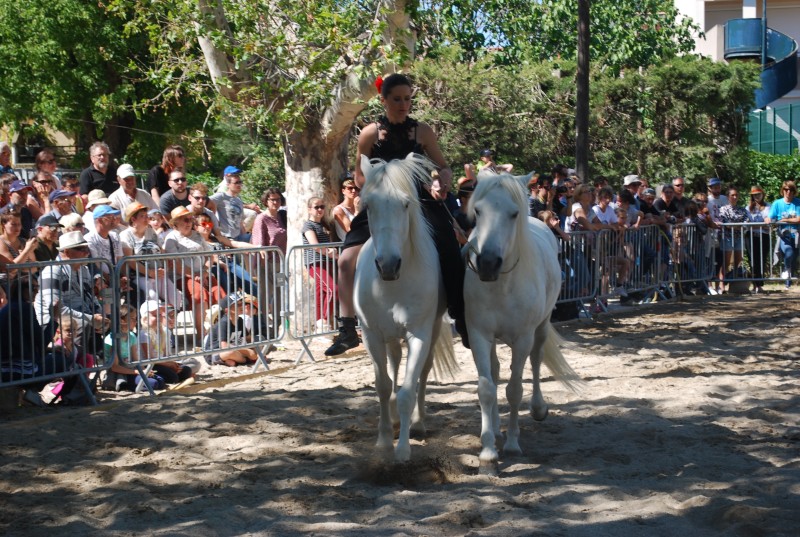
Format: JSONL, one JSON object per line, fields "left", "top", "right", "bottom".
{"left": 467, "top": 171, "right": 533, "bottom": 281}
{"left": 360, "top": 153, "right": 434, "bottom": 281}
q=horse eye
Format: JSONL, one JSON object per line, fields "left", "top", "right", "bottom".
{"left": 404, "top": 201, "right": 410, "bottom": 209}
{"left": 474, "top": 208, "right": 481, "bottom": 217}
{"left": 511, "top": 210, "right": 519, "bottom": 219}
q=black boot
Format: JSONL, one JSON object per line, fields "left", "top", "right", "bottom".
{"left": 454, "top": 316, "right": 470, "bottom": 349}
{"left": 325, "top": 317, "right": 360, "bottom": 356}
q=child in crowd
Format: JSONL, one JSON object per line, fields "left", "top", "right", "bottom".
{"left": 103, "top": 304, "right": 164, "bottom": 392}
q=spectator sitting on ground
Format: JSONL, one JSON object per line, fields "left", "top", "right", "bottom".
{"left": 206, "top": 293, "right": 263, "bottom": 367}
{"left": 108, "top": 163, "right": 157, "bottom": 214}
{"left": 147, "top": 145, "right": 185, "bottom": 205}
{"left": 80, "top": 142, "right": 118, "bottom": 195}
{"left": 137, "top": 300, "right": 197, "bottom": 386}
{"left": 102, "top": 303, "right": 163, "bottom": 393}
{"left": 33, "top": 214, "right": 62, "bottom": 262}
{"left": 0, "top": 276, "right": 75, "bottom": 407}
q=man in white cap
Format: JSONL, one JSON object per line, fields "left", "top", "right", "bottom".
{"left": 108, "top": 163, "right": 157, "bottom": 214}
{"left": 622, "top": 174, "right": 643, "bottom": 209}
{"left": 35, "top": 230, "right": 110, "bottom": 345}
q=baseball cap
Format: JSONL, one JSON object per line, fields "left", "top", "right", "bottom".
{"left": 623, "top": 174, "right": 642, "bottom": 186}
{"left": 9, "top": 180, "right": 32, "bottom": 193}
{"left": 707, "top": 177, "right": 722, "bottom": 187}
{"left": 117, "top": 163, "right": 136, "bottom": 179}
{"left": 48, "top": 189, "right": 76, "bottom": 203}
{"left": 479, "top": 149, "right": 494, "bottom": 158}
{"left": 36, "top": 214, "right": 63, "bottom": 228}
{"left": 93, "top": 205, "right": 121, "bottom": 218}
{"left": 139, "top": 299, "right": 166, "bottom": 318}
{"left": 223, "top": 165, "right": 243, "bottom": 175}
{"left": 642, "top": 188, "right": 656, "bottom": 197}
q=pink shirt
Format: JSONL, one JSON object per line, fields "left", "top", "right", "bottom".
{"left": 251, "top": 212, "right": 287, "bottom": 253}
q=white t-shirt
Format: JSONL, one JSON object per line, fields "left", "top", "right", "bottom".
{"left": 592, "top": 204, "right": 617, "bottom": 225}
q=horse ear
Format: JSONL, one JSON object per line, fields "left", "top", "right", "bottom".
{"left": 360, "top": 154, "right": 372, "bottom": 178}
{"left": 514, "top": 171, "right": 535, "bottom": 190}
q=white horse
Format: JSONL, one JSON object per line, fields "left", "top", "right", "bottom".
{"left": 354, "top": 153, "right": 458, "bottom": 462}
{"left": 464, "top": 170, "right": 581, "bottom": 474}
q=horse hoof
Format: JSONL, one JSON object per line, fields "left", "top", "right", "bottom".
{"left": 532, "top": 405, "right": 549, "bottom": 422}
{"left": 478, "top": 461, "right": 499, "bottom": 476}
{"left": 502, "top": 446, "right": 523, "bottom": 457}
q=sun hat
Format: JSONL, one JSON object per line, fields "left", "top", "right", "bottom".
{"left": 9, "top": 180, "right": 32, "bottom": 193}
{"left": 223, "top": 165, "right": 242, "bottom": 176}
{"left": 707, "top": 177, "right": 722, "bottom": 187}
{"left": 169, "top": 205, "right": 193, "bottom": 224}
{"left": 59, "top": 213, "right": 84, "bottom": 228}
{"left": 139, "top": 299, "right": 166, "bottom": 318}
{"left": 48, "top": 189, "right": 76, "bottom": 203}
{"left": 86, "top": 189, "right": 111, "bottom": 209}
{"left": 750, "top": 186, "right": 764, "bottom": 195}
{"left": 124, "top": 201, "right": 148, "bottom": 223}
{"left": 57, "top": 230, "right": 89, "bottom": 251}
{"left": 623, "top": 174, "right": 642, "bottom": 186}
{"left": 117, "top": 163, "right": 136, "bottom": 179}
{"left": 93, "top": 205, "right": 121, "bottom": 219}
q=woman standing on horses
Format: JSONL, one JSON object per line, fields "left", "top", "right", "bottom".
{"left": 325, "top": 73, "right": 469, "bottom": 355}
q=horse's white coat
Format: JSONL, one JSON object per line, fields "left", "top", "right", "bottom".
{"left": 354, "top": 153, "right": 457, "bottom": 462}
{"left": 464, "top": 170, "right": 580, "bottom": 473}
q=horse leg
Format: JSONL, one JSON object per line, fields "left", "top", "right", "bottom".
{"left": 471, "top": 333, "right": 500, "bottom": 474}
{"left": 503, "top": 344, "right": 529, "bottom": 457}
{"left": 411, "top": 337, "right": 436, "bottom": 438}
{"left": 394, "top": 334, "right": 432, "bottom": 462}
{"left": 386, "top": 338, "right": 403, "bottom": 426}
{"left": 529, "top": 322, "right": 549, "bottom": 421}
{"left": 490, "top": 344, "right": 502, "bottom": 439}
{"left": 364, "top": 331, "right": 394, "bottom": 454}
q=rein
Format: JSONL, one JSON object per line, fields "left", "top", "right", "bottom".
{"left": 463, "top": 237, "right": 521, "bottom": 275}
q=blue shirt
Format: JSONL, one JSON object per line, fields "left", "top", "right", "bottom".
{"left": 768, "top": 197, "right": 800, "bottom": 231}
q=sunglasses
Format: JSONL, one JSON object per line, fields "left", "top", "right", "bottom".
{"left": 345, "top": 186, "right": 360, "bottom": 192}
{"left": 192, "top": 195, "right": 209, "bottom": 201}
{"left": 171, "top": 177, "right": 187, "bottom": 183}
{"left": 783, "top": 188, "right": 795, "bottom": 192}
{"left": 42, "top": 159, "right": 56, "bottom": 165}
{"left": 197, "top": 221, "right": 214, "bottom": 229}
{"left": 267, "top": 197, "right": 282, "bottom": 203}
{"left": 673, "top": 183, "right": 684, "bottom": 187}
{"left": 313, "top": 205, "right": 325, "bottom": 210}
{"left": 230, "top": 181, "right": 243, "bottom": 185}
{"left": 35, "top": 179, "right": 53, "bottom": 184}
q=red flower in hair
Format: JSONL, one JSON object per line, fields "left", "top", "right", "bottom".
{"left": 374, "top": 76, "right": 383, "bottom": 94}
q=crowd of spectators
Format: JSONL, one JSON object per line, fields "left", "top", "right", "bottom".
{"left": 0, "top": 145, "right": 291, "bottom": 407}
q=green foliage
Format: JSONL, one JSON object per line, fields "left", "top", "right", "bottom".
{"left": 409, "top": 52, "right": 760, "bottom": 190}
{"left": 417, "top": 0, "right": 700, "bottom": 74}
{"left": 741, "top": 150, "right": 800, "bottom": 200}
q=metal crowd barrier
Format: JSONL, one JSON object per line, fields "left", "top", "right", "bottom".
{"left": 110, "top": 246, "right": 285, "bottom": 394}
{"left": 285, "top": 242, "right": 344, "bottom": 364}
{"left": 1, "top": 257, "right": 116, "bottom": 405}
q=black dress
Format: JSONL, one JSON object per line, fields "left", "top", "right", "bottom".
{"left": 343, "top": 115, "right": 465, "bottom": 321}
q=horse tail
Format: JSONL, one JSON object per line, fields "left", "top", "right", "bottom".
{"left": 431, "top": 317, "right": 459, "bottom": 381}
{"left": 542, "top": 323, "right": 583, "bottom": 393}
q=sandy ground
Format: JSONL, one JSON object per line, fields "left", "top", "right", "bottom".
{"left": 1, "top": 293, "right": 799, "bottom": 536}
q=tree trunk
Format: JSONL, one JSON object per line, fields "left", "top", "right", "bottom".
{"left": 282, "top": 124, "right": 352, "bottom": 248}
{"left": 575, "top": 0, "right": 590, "bottom": 182}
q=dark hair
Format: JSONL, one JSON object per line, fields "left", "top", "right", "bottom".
{"left": 0, "top": 209, "right": 22, "bottom": 227}
{"left": 61, "top": 173, "right": 78, "bottom": 184}
{"left": 380, "top": 73, "right": 412, "bottom": 98}
{"left": 552, "top": 164, "right": 569, "bottom": 177}
{"left": 162, "top": 145, "right": 185, "bottom": 174}
{"left": 480, "top": 149, "right": 494, "bottom": 158}
{"left": 261, "top": 187, "right": 284, "bottom": 206}
{"left": 34, "top": 148, "right": 56, "bottom": 171}
{"left": 618, "top": 189, "right": 636, "bottom": 204}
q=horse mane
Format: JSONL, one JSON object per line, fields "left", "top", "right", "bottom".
{"left": 361, "top": 154, "right": 435, "bottom": 249}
